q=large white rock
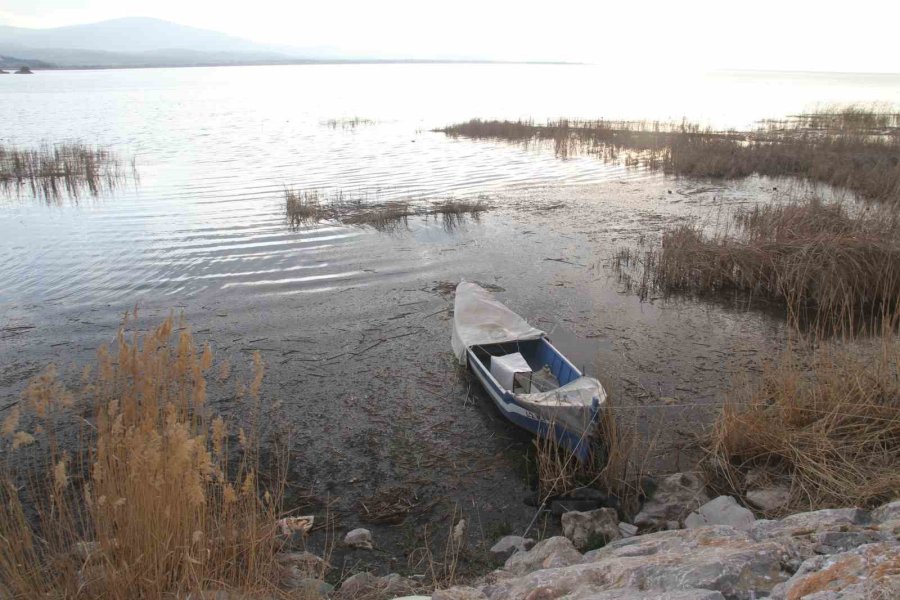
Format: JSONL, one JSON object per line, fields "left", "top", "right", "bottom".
{"left": 684, "top": 496, "right": 756, "bottom": 531}
{"left": 633, "top": 472, "right": 710, "bottom": 529}
{"left": 561, "top": 507, "right": 623, "bottom": 551}
{"left": 770, "top": 541, "right": 900, "bottom": 600}
{"left": 482, "top": 526, "right": 799, "bottom": 600}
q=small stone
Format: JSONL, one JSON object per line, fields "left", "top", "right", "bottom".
{"left": 503, "top": 536, "right": 583, "bottom": 575}
{"left": 618, "top": 522, "right": 638, "bottom": 537}
{"left": 452, "top": 519, "right": 467, "bottom": 547}
{"left": 634, "top": 471, "right": 710, "bottom": 529}
{"left": 276, "top": 551, "right": 327, "bottom": 587}
{"left": 339, "top": 572, "right": 378, "bottom": 596}
{"left": 746, "top": 486, "right": 791, "bottom": 513}
{"left": 432, "top": 587, "right": 488, "bottom": 600}
{"left": 490, "top": 535, "right": 535, "bottom": 556}
{"left": 684, "top": 495, "right": 756, "bottom": 532}
{"left": 561, "top": 507, "right": 623, "bottom": 551}
{"left": 344, "top": 527, "right": 374, "bottom": 550}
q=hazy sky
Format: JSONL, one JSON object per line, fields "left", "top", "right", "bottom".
{"left": 1, "top": 0, "right": 898, "bottom": 73}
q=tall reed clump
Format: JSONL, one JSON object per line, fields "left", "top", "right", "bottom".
{"left": 530, "top": 397, "right": 655, "bottom": 520}
{"left": 705, "top": 336, "right": 900, "bottom": 515}
{"left": 0, "top": 315, "right": 288, "bottom": 598}
{"left": 0, "top": 142, "right": 134, "bottom": 201}
{"left": 644, "top": 197, "right": 900, "bottom": 331}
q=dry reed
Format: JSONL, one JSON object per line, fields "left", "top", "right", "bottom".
{"left": 0, "top": 142, "right": 134, "bottom": 201}
{"left": 284, "top": 188, "right": 490, "bottom": 232}
{"left": 439, "top": 106, "right": 900, "bottom": 204}
{"left": 529, "top": 397, "right": 656, "bottom": 520}
{"left": 704, "top": 336, "right": 900, "bottom": 515}
{"left": 0, "top": 315, "right": 292, "bottom": 598}
{"left": 616, "top": 197, "right": 900, "bottom": 331}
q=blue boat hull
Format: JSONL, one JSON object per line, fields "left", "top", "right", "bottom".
{"left": 465, "top": 338, "right": 599, "bottom": 462}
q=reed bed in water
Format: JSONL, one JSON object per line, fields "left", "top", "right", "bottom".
{"left": 704, "top": 335, "right": 900, "bottom": 516}
{"left": 285, "top": 188, "right": 489, "bottom": 231}
{"left": 0, "top": 316, "right": 294, "bottom": 598}
{"left": 614, "top": 197, "right": 900, "bottom": 332}
{"left": 0, "top": 142, "right": 134, "bottom": 201}
{"left": 439, "top": 106, "right": 900, "bottom": 204}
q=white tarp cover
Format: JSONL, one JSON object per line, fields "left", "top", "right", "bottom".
{"left": 451, "top": 281, "right": 544, "bottom": 364}
{"left": 490, "top": 352, "right": 531, "bottom": 390}
{"left": 517, "top": 376, "right": 607, "bottom": 436}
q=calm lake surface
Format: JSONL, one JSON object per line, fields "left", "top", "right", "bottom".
{"left": 2, "top": 64, "right": 898, "bottom": 562}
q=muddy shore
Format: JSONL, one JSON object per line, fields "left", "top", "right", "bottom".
{"left": 0, "top": 174, "right": 797, "bottom": 573}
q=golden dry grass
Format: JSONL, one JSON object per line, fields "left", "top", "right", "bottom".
{"left": 529, "top": 398, "right": 656, "bottom": 519}
{"left": 0, "top": 315, "right": 295, "bottom": 599}
{"left": 705, "top": 336, "right": 900, "bottom": 515}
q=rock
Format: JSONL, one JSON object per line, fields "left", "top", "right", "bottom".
{"left": 684, "top": 496, "right": 756, "bottom": 532}
{"left": 871, "top": 499, "right": 900, "bottom": 523}
{"left": 633, "top": 472, "right": 710, "bottom": 529}
{"left": 344, "top": 527, "right": 374, "bottom": 549}
{"left": 452, "top": 519, "right": 467, "bottom": 547}
{"left": 276, "top": 551, "right": 327, "bottom": 587}
{"left": 339, "top": 572, "right": 378, "bottom": 596}
{"left": 561, "top": 508, "right": 623, "bottom": 551}
{"left": 14, "top": 66, "right": 33, "bottom": 74}
{"left": 288, "top": 579, "right": 334, "bottom": 597}
{"left": 490, "top": 535, "right": 535, "bottom": 556}
{"left": 382, "top": 573, "right": 417, "bottom": 596}
{"left": 770, "top": 541, "right": 900, "bottom": 600}
{"left": 337, "top": 572, "right": 417, "bottom": 599}
{"left": 561, "top": 588, "right": 725, "bottom": 599}
{"left": 746, "top": 486, "right": 791, "bottom": 514}
{"left": 486, "top": 525, "right": 799, "bottom": 600}
{"left": 432, "top": 587, "right": 489, "bottom": 600}
{"left": 618, "top": 522, "right": 638, "bottom": 538}
{"left": 503, "top": 536, "right": 584, "bottom": 576}
{"left": 750, "top": 507, "right": 870, "bottom": 542}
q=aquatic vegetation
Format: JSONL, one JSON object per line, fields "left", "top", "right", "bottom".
{"left": 0, "top": 315, "right": 295, "bottom": 598}
{"left": 705, "top": 336, "right": 900, "bottom": 515}
{"left": 322, "top": 117, "right": 376, "bottom": 129}
{"left": 284, "top": 188, "right": 491, "bottom": 232}
{"left": 614, "top": 197, "right": 900, "bottom": 331}
{"left": 0, "top": 142, "right": 135, "bottom": 202}
{"left": 439, "top": 106, "right": 900, "bottom": 205}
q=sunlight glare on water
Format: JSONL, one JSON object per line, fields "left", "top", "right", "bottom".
{"left": 1, "top": 64, "right": 898, "bottom": 306}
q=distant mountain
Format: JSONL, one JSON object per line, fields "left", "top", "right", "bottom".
{"left": 0, "top": 17, "right": 347, "bottom": 68}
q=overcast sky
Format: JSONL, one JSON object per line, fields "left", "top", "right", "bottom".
{"left": 1, "top": 0, "right": 898, "bottom": 73}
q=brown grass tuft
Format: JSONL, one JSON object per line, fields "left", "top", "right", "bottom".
{"left": 0, "top": 316, "right": 289, "bottom": 598}
{"left": 704, "top": 337, "right": 900, "bottom": 515}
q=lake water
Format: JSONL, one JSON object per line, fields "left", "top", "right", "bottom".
{"left": 1, "top": 64, "right": 898, "bottom": 562}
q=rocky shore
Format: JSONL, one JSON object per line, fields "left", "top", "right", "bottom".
{"left": 286, "top": 473, "right": 897, "bottom": 600}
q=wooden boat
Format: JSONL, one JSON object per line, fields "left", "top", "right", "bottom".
{"left": 451, "top": 282, "right": 606, "bottom": 461}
